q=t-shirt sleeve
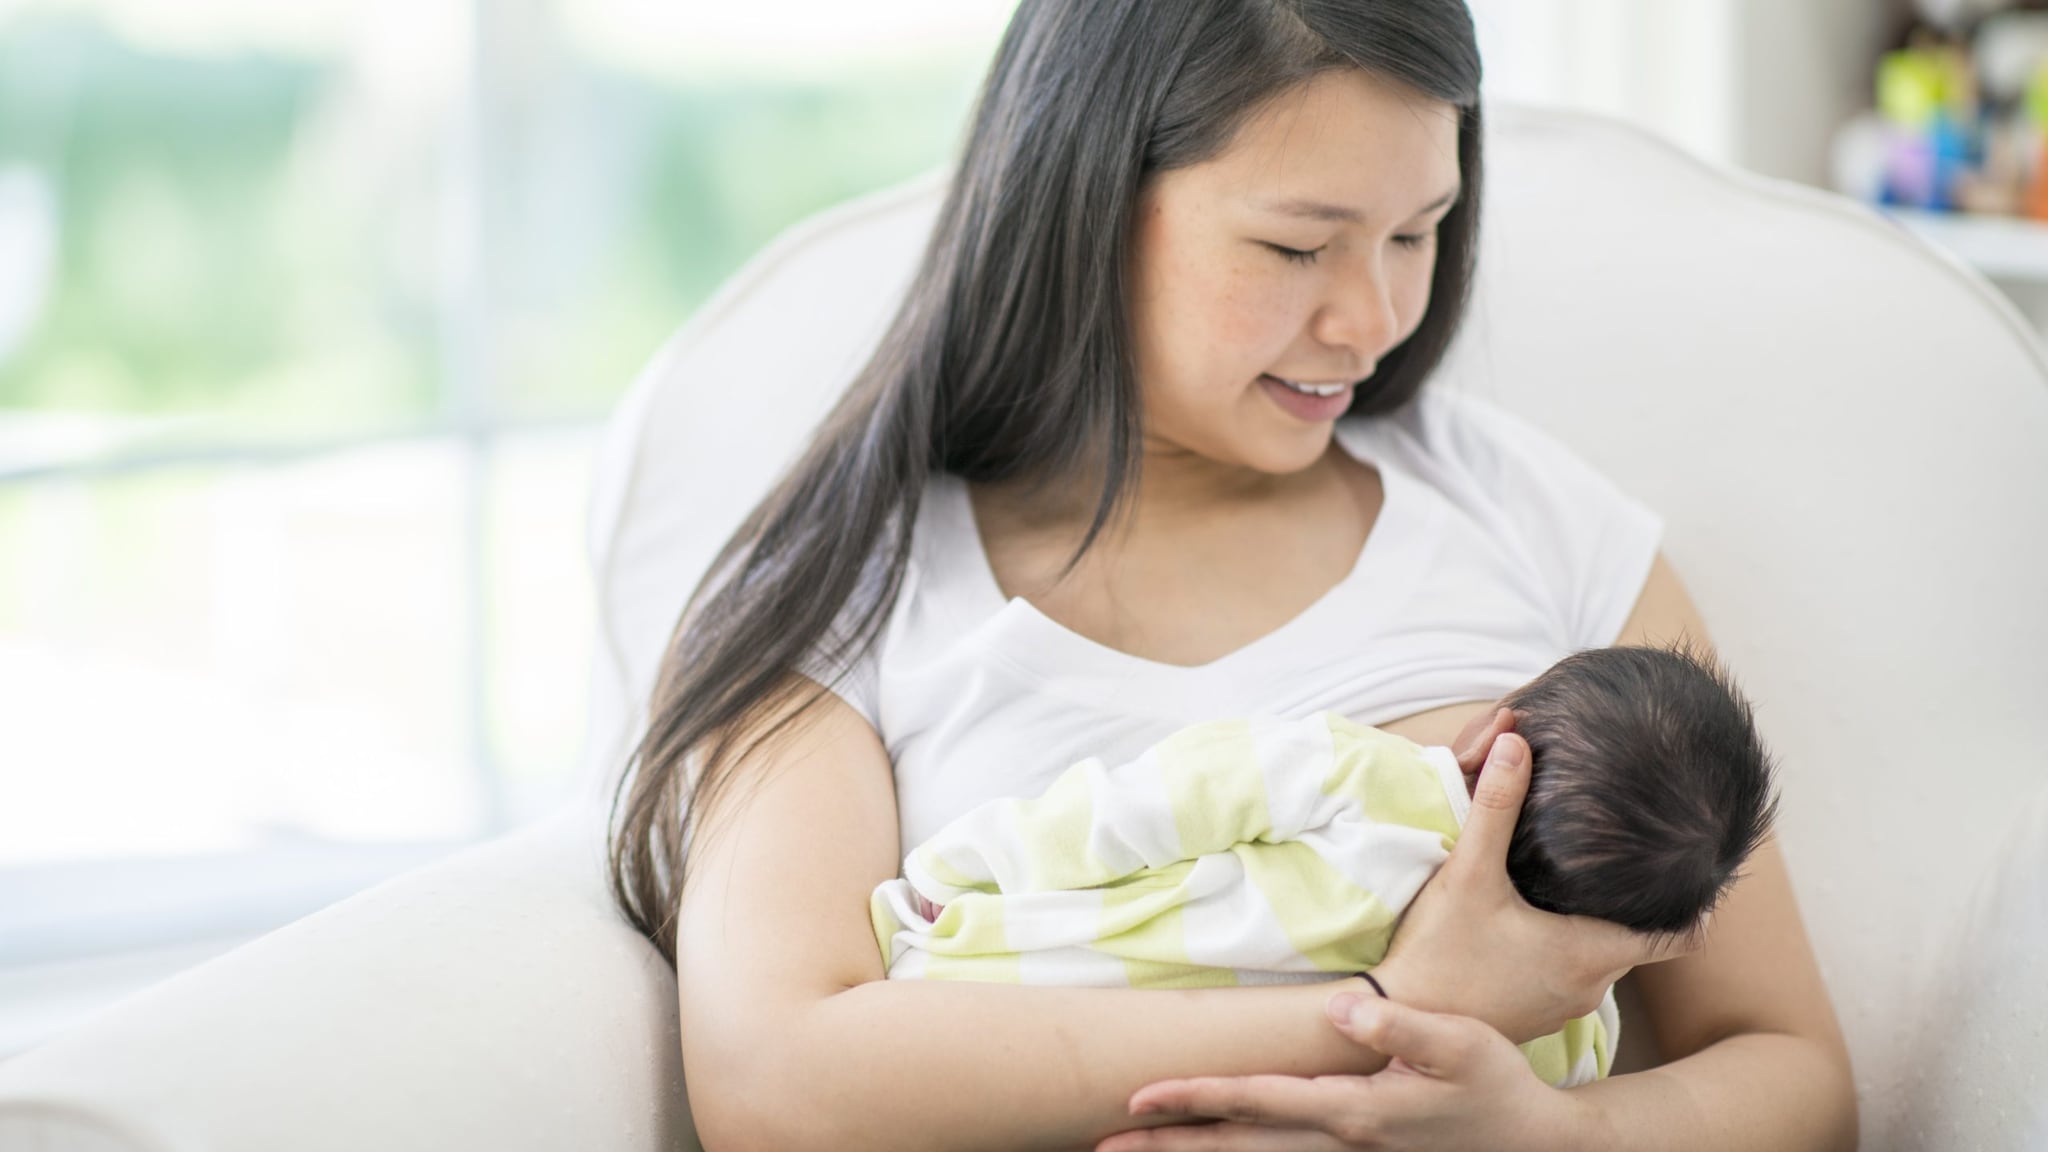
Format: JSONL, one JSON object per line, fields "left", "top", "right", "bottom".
{"left": 1418, "top": 390, "right": 1664, "bottom": 650}
{"left": 797, "top": 625, "right": 882, "bottom": 732}
{"left": 690, "top": 542, "right": 886, "bottom": 732}
{"left": 792, "top": 558, "right": 891, "bottom": 733}
{"left": 798, "top": 635, "right": 880, "bottom": 725}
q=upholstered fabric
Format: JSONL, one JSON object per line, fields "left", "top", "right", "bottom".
{"left": 0, "top": 811, "right": 697, "bottom": 1152}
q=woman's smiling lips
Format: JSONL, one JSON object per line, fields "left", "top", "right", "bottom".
{"left": 1259, "top": 373, "right": 1354, "bottom": 422}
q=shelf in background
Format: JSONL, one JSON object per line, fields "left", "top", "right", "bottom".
{"left": 1885, "top": 207, "right": 2048, "bottom": 285}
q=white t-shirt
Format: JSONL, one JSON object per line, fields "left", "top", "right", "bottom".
{"left": 805, "top": 390, "right": 1663, "bottom": 858}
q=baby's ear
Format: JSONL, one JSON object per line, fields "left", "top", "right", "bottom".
{"left": 1666, "top": 910, "right": 1716, "bottom": 952}
{"left": 1653, "top": 912, "right": 1716, "bottom": 963}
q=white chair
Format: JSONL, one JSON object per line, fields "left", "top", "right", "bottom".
{"left": 2, "top": 105, "right": 2044, "bottom": 1152}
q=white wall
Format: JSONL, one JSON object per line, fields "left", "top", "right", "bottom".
{"left": 1733, "top": 0, "right": 1902, "bottom": 186}
{"left": 1469, "top": 0, "right": 1900, "bottom": 186}
{"left": 1470, "top": 0, "right": 1738, "bottom": 165}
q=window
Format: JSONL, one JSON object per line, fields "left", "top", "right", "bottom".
{"left": 0, "top": 0, "right": 1014, "bottom": 1051}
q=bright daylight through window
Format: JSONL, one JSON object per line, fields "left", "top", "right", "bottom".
{"left": 0, "top": 0, "right": 1014, "bottom": 1049}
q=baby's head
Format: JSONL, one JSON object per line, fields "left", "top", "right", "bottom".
{"left": 1498, "top": 645, "right": 1779, "bottom": 939}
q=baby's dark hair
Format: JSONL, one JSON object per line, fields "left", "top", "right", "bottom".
{"left": 1499, "top": 644, "right": 1779, "bottom": 938}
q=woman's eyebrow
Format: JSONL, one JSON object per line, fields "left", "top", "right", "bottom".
{"left": 1254, "top": 186, "right": 1462, "bottom": 224}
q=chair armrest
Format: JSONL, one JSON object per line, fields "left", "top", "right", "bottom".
{"left": 1892, "top": 782, "right": 2048, "bottom": 1147}
{"left": 0, "top": 808, "right": 695, "bottom": 1152}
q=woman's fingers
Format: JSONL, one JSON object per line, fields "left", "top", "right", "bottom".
{"left": 1328, "top": 995, "right": 1481, "bottom": 1079}
{"left": 1096, "top": 1121, "right": 1349, "bottom": 1151}
{"left": 1107, "top": 1075, "right": 1384, "bottom": 1151}
{"left": 1101, "top": 993, "right": 1566, "bottom": 1152}
{"left": 1127, "top": 1075, "right": 1368, "bottom": 1129}
{"left": 1444, "top": 731, "right": 1531, "bottom": 876}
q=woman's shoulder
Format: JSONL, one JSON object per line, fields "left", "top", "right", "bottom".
{"left": 1346, "top": 386, "right": 1665, "bottom": 651}
{"left": 795, "top": 479, "right": 957, "bottom": 730}
{"left": 1344, "top": 387, "right": 1647, "bottom": 515}
{"left": 850, "top": 476, "right": 992, "bottom": 634}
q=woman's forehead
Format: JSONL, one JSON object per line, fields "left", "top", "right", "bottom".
{"left": 1192, "top": 70, "right": 1462, "bottom": 218}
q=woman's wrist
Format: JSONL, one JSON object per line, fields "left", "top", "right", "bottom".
{"left": 1368, "top": 951, "right": 1547, "bottom": 1043}
{"left": 1351, "top": 969, "right": 1389, "bottom": 1002}
{"left": 1359, "top": 954, "right": 1434, "bottom": 1015}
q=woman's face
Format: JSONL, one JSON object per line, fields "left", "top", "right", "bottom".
{"left": 1129, "top": 69, "right": 1463, "bottom": 476}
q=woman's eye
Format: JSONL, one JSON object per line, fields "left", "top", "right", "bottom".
{"left": 1393, "top": 232, "right": 1435, "bottom": 251}
{"left": 1265, "top": 243, "right": 1324, "bottom": 265}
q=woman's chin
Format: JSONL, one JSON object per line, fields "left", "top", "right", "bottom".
{"left": 1147, "top": 411, "right": 1338, "bottom": 478}
{"left": 1235, "top": 425, "right": 1340, "bottom": 476}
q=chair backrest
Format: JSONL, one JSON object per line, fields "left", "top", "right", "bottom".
{"left": 581, "top": 105, "right": 2048, "bottom": 1146}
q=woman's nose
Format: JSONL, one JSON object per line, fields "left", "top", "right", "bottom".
{"left": 1312, "top": 261, "right": 1402, "bottom": 365}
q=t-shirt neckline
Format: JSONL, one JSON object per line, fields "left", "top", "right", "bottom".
{"left": 932, "top": 419, "right": 1426, "bottom": 693}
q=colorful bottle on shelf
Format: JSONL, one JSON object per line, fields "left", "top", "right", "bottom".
{"left": 2026, "top": 61, "right": 2048, "bottom": 222}
{"left": 1879, "top": 40, "right": 1984, "bottom": 213}
{"left": 1880, "top": 48, "right": 1944, "bottom": 208}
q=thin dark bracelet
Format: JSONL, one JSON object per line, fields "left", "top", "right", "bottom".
{"left": 1353, "top": 971, "right": 1389, "bottom": 1000}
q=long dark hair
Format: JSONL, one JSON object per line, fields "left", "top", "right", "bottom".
{"left": 611, "top": 0, "right": 1485, "bottom": 962}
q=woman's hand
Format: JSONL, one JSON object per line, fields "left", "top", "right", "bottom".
{"left": 1374, "top": 708, "right": 1697, "bottom": 1043}
{"left": 1094, "top": 995, "right": 1592, "bottom": 1152}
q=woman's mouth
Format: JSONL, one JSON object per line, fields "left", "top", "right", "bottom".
{"left": 1259, "top": 374, "right": 1354, "bottom": 422}
{"left": 1269, "top": 376, "right": 1349, "bottom": 397}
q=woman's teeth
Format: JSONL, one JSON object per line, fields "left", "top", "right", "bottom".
{"left": 1272, "top": 376, "right": 1348, "bottom": 397}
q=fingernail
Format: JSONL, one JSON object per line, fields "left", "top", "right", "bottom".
{"left": 1489, "top": 737, "right": 1525, "bottom": 770}
{"left": 1327, "top": 992, "right": 1361, "bottom": 1023}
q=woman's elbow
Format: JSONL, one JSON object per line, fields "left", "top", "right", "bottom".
{"left": 1784, "top": 1010, "right": 1857, "bottom": 1151}
{"left": 1819, "top": 1037, "right": 1860, "bottom": 1152}
{"left": 688, "top": 1068, "right": 836, "bottom": 1152}
{"left": 684, "top": 1031, "right": 873, "bottom": 1152}
{"left": 690, "top": 1092, "right": 834, "bottom": 1152}
{"left": 1763, "top": 1026, "right": 1857, "bottom": 1152}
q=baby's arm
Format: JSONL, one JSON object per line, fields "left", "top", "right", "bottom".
{"left": 678, "top": 684, "right": 1392, "bottom": 1152}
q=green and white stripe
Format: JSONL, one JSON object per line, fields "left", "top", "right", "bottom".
{"left": 872, "top": 712, "right": 1617, "bottom": 1086}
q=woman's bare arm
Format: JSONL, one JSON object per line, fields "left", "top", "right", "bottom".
{"left": 1566, "top": 554, "right": 1857, "bottom": 1149}
{"left": 677, "top": 679, "right": 1393, "bottom": 1152}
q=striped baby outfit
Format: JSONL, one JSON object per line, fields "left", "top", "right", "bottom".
{"left": 871, "top": 711, "right": 1618, "bottom": 1087}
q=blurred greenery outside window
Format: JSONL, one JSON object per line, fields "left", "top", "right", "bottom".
{"left": 0, "top": 3, "right": 1003, "bottom": 423}
{"left": 0, "top": 0, "right": 1010, "bottom": 949}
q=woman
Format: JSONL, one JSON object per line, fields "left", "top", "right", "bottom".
{"left": 610, "top": 2, "right": 1857, "bottom": 1148}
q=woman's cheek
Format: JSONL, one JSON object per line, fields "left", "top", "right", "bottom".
{"left": 1203, "top": 269, "right": 1297, "bottom": 371}
{"left": 1395, "top": 271, "right": 1435, "bottom": 342}
{"left": 1221, "top": 318, "right": 1283, "bottom": 380}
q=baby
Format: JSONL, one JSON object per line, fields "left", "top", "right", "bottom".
{"left": 869, "top": 645, "right": 1779, "bottom": 1087}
